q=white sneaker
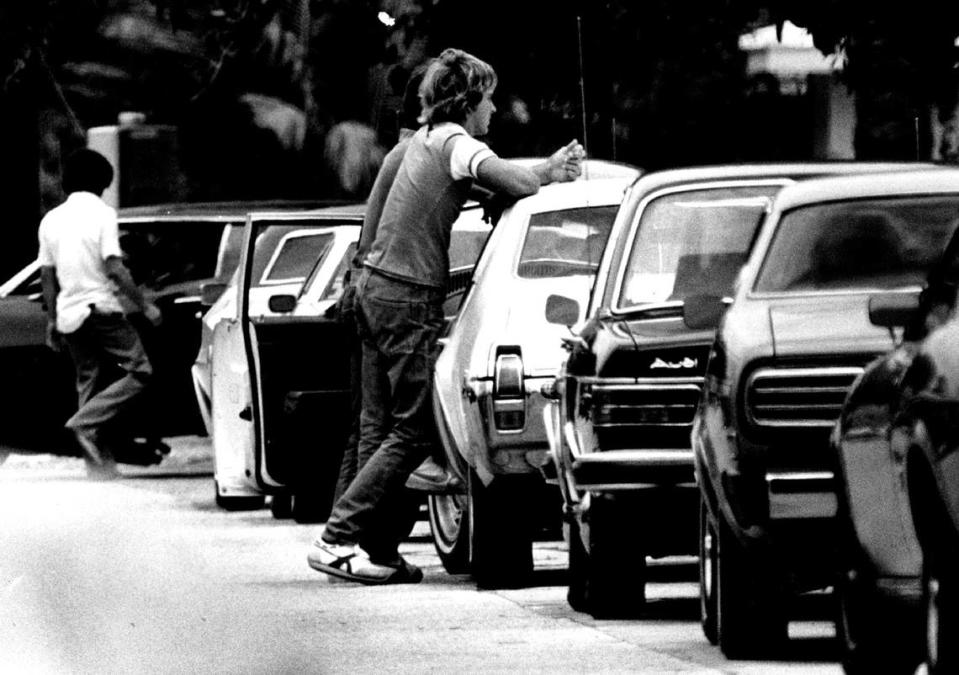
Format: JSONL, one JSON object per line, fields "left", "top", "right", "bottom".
{"left": 306, "top": 540, "right": 397, "bottom": 584}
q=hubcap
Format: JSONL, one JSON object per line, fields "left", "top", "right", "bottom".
{"left": 927, "top": 574, "right": 940, "bottom": 667}
{"left": 703, "top": 527, "right": 715, "bottom": 602}
{"left": 432, "top": 493, "right": 465, "bottom": 550}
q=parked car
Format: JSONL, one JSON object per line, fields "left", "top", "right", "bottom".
{"left": 830, "top": 231, "right": 959, "bottom": 674}
{"left": 692, "top": 168, "right": 959, "bottom": 659}
{"left": 204, "top": 204, "right": 492, "bottom": 518}
{"left": 540, "top": 162, "right": 928, "bottom": 619}
{"left": 427, "top": 160, "right": 641, "bottom": 588}
{"left": 0, "top": 200, "right": 328, "bottom": 449}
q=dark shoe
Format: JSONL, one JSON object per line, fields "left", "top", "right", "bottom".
{"left": 405, "top": 457, "right": 464, "bottom": 494}
{"left": 380, "top": 557, "right": 424, "bottom": 585}
{"left": 108, "top": 436, "right": 168, "bottom": 466}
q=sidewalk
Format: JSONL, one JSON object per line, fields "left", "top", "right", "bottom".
{"left": 0, "top": 435, "right": 213, "bottom": 479}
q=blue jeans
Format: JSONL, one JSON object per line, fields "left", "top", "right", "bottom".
{"left": 322, "top": 269, "right": 443, "bottom": 562}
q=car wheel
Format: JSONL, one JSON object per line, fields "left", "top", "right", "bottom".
{"left": 834, "top": 501, "right": 922, "bottom": 674}
{"left": 428, "top": 492, "right": 470, "bottom": 574}
{"left": 214, "top": 480, "right": 265, "bottom": 511}
{"left": 565, "top": 516, "right": 589, "bottom": 612}
{"left": 270, "top": 492, "right": 293, "bottom": 519}
{"left": 699, "top": 495, "right": 718, "bottom": 645}
{"left": 469, "top": 468, "right": 534, "bottom": 589}
{"left": 836, "top": 569, "right": 921, "bottom": 674}
{"left": 716, "top": 513, "right": 787, "bottom": 659}
{"left": 291, "top": 491, "right": 332, "bottom": 524}
{"left": 565, "top": 495, "right": 646, "bottom": 618}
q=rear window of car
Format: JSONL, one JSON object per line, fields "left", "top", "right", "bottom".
{"left": 754, "top": 195, "right": 959, "bottom": 293}
{"left": 516, "top": 205, "right": 618, "bottom": 278}
{"left": 618, "top": 186, "right": 776, "bottom": 307}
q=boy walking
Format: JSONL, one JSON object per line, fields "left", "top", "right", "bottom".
{"left": 39, "top": 149, "right": 161, "bottom": 479}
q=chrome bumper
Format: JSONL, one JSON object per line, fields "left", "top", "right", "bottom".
{"left": 766, "top": 471, "right": 837, "bottom": 520}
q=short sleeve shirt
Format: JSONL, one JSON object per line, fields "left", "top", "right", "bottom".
{"left": 363, "top": 124, "right": 495, "bottom": 288}
{"left": 37, "top": 191, "right": 124, "bottom": 333}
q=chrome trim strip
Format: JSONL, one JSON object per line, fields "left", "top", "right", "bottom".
{"left": 578, "top": 376, "right": 702, "bottom": 386}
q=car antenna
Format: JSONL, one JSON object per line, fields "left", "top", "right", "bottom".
{"left": 576, "top": 14, "right": 590, "bottom": 181}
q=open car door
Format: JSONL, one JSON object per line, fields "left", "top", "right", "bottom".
{"left": 218, "top": 210, "right": 360, "bottom": 520}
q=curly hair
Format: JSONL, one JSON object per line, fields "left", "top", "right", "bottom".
{"left": 418, "top": 48, "right": 497, "bottom": 126}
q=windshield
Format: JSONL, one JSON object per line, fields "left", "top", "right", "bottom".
{"left": 618, "top": 186, "right": 776, "bottom": 307}
{"left": 516, "top": 205, "right": 618, "bottom": 278}
{"left": 754, "top": 196, "right": 959, "bottom": 293}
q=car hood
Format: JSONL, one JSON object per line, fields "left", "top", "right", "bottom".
{"left": 768, "top": 296, "right": 895, "bottom": 356}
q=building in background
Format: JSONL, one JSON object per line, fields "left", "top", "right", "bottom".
{"left": 739, "top": 20, "right": 856, "bottom": 160}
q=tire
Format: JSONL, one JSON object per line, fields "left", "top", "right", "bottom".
{"left": 270, "top": 492, "right": 293, "bottom": 519}
{"left": 836, "top": 571, "right": 921, "bottom": 674}
{"left": 699, "top": 495, "right": 718, "bottom": 645}
{"left": 428, "top": 492, "right": 471, "bottom": 574}
{"left": 469, "top": 469, "right": 534, "bottom": 589}
{"left": 214, "top": 480, "right": 265, "bottom": 511}
{"left": 566, "top": 496, "right": 646, "bottom": 618}
{"left": 716, "top": 514, "right": 787, "bottom": 659}
{"left": 566, "top": 517, "right": 589, "bottom": 613}
{"left": 834, "top": 509, "right": 922, "bottom": 674}
{"left": 291, "top": 490, "right": 332, "bottom": 524}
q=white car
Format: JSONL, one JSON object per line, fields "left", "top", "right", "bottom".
{"left": 426, "top": 160, "right": 642, "bottom": 588}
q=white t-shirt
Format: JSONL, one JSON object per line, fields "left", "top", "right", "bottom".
{"left": 37, "top": 191, "right": 124, "bottom": 333}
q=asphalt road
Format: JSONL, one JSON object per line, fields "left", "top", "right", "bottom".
{"left": 0, "top": 437, "right": 844, "bottom": 674}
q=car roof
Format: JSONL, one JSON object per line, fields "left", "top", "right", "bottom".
{"left": 117, "top": 199, "right": 353, "bottom": 221}
{"left": 768, "top": 167, "right": 959, "bottom": 210}
{"left": 626, "top": 161, "right": 940, "bottom": 194}
{"left": 246, "top": 202, "right": 366, "bottom": 220}
{"left": 508, "top": 158, "right": 641, "bottom": 182}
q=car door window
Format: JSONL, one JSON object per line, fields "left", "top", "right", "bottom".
{"left": 318, "top": 242, "right": 356, "bottom": 301}
{"left": 260, "top": 231, "right": 335, "bottom": 286}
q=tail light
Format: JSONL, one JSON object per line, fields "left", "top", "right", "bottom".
{"left": 493, "top": 352, "right": 525, "bottom": 431}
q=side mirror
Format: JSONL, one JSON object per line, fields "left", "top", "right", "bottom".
{"left": 200, "top": 282, "right": 227, "bottom": 307}
{"left": 544, "top": 294, "right": 580, "bottom": 326}
{"left": 684, "top": 295, "right": 728, "bottom": 330}
{"left": 268, "top": 294, "right": 297, "bottom": 313}
{"left": 868, "top": 293, "right": 920, "bottom": 328}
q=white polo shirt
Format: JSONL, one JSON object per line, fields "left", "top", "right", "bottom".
{"left": 37, "top": 191, "right": 124, "bottom": 333}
